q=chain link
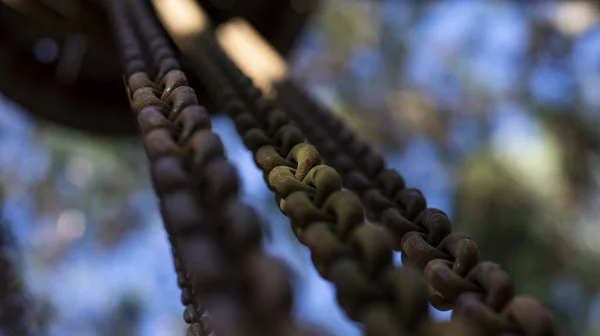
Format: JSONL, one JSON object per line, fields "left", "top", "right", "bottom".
{"left": 0, "top": 0, "right": 561, "bottom": 334}
{"left": 103, "top": 1, "right": 322, "bottom": 335}
{"left": 185, "top": 32, "right": 492, "bottom": 335}
{"left": 275, "top": 81, "right": 555, "bottom": 335}
{"left": 100, "top": 0, "right": 557, "bottom": 334}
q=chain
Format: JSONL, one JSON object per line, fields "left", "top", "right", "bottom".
{"left": 181, "top": 31, "right": 492, "bottom": 336}
{"left": 275, "top": 82, "right": 556, "bottom": 335}
{"left": 99, "top": 0, "right": 556, "bottom": 334}
{"left": 103, "top": 1, "right": 321, "bottom": 335}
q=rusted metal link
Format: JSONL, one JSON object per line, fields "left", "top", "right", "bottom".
{"left": 104, "top": 1, "right": 316, "bottom": 335}
{"left": 0, "top": 212, "right": 30, "bottom": 336}
{"left": 104, "top": 3, "right": 212, "bottom": 335}
{"left": 186, "top": 33, "right": 445, "bottom": 335}
{"left": 102, "top": 0, "right": 555, "bottom": 333}
{"left": 275, "top": 81, "right": 555, "bottom": 335}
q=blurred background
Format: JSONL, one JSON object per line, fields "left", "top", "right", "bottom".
{"left": 1, "top": 0, "right": 600, "bottom": 335}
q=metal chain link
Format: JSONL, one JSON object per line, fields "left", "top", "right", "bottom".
{"left": 181, "top": 32, "right": 491, "bottom": 336}
{"left": 275, "top": 82, "right": 556, "bottom": 336}
{"left": 103, "top": 1, "right": 321, "bottom": 335}
{"left": 99, "top": 0, "right": 557, "bottom": 334}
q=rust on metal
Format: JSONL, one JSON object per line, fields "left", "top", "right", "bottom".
{"left": 185, "top": 31, "right": 482, "bottom": 335}
{"left": 103, "top": 1, "right": 318, "bottom": 335}
{"left": 276, "top": 81, "right": 555, "bottom": 335}
{"left": 58, "top": 0, "right": 560, "bottom": 334}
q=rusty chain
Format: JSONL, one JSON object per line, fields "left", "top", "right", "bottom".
{"left": 103, "top": 1, "right": 324, "bottom": 335}
{"left": 96, "top": 0, "right": 558, "bottom": 334}
{"left": 178, "top": 31, "right": 491, "bottom": 335}
{"left": 275, "top": 82, "right": 556, "bottom": 335}
{"left": 191, "top": 31, "right": 555, "bottom": 335}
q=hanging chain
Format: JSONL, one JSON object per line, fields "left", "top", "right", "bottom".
{"left": 182, "top": 31, "right": 490, "bottom": 335}
{"left": 96, "top": 0, "right": 557, "bottom": 334}
{"left": 103, "top": 1, "right": 321, "bottom": 335}
{"left": 193, "top": 31, "right": 555, "bottom": 335}
{"left": 275, "top": 82, "right": 556, "bottom": 336}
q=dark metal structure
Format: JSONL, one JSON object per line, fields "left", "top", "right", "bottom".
{"left": 0, "top": 0, "right": 314, "bottom": 135}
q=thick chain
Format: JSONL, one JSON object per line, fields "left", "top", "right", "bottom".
{"left": 100, "top": 0, "right": 556, "bottom": 334}
{"left": 183, "top": 32, "right": 492, "bottom": 336}
{"left": 275, "top": 82, "right": 555, "bottom": 335}
{"left": 103, "top": 1, "right": 319, "bottom": 335}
